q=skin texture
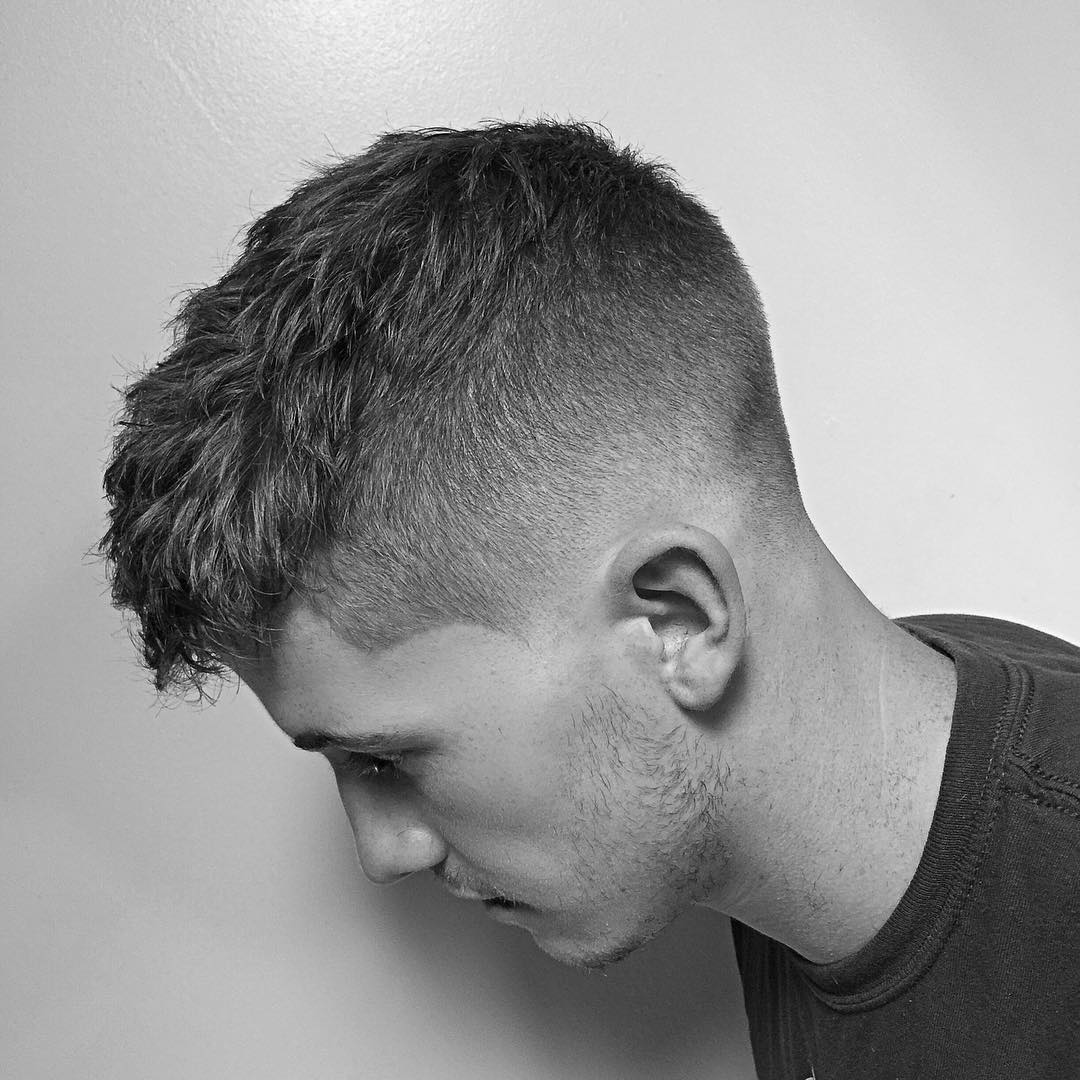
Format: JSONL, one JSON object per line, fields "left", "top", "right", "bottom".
{"left": 240, "top": 515, "right": 957, "bottom": 971}
{"left": 240, "top": 576, "right": 733, "bottom": 970}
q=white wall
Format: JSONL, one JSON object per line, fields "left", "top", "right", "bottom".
{"left": 3, "top": 2, "right": 1078, "bottom": 1077}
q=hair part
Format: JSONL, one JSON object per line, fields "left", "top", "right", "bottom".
{"left": 98, "top": 119, "right": 802, "bottom": 702}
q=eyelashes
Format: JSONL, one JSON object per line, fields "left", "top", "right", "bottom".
{"left": 335, "top": 750, "right": 404, "bottom": 780}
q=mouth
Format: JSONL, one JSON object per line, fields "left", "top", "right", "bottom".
{"left": 481, "top": 896, "right": 525, "bottom": 911}
{"left": 481, "top": 895, "right": 533, "bottom": 922}
{"left": 434, "top": 867, "right": 532, "bottom": 913}
{"left": 446, "top": 888, "right": 526, "bottom": 911}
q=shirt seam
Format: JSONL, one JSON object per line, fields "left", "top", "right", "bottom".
{"left": 1005, "top": 788, "right": 1080, "bottom": 822}
{"left": 1005, "top": 747, "right": 1080, "bottom": 820}
{"left": 1009, "top": 748, "right": 1080, "bottom": 796}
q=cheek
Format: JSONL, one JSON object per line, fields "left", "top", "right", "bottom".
{"left": 418, "top": 742, "right": 564, "bottom": 840}
{"left": 420, "top": 651, "right": 602, "bottom": 850}
{"left": 414, "top": 721, "right": 587, "bottom": 873}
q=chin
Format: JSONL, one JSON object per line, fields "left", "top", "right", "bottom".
{"left": 532, "top": 918, "right": 667, "bottom": 972}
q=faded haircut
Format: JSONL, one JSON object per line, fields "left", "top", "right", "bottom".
{"left": 98, "top": 119, "right": 801, "bottom": 701}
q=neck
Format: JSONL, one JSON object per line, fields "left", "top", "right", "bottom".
{"left": 704, "top": 528, "right": 958, "bottom": 963}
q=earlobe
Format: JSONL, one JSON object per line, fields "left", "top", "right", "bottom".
{"left": 664, "top": 625, "right": 744, "bottom": 712}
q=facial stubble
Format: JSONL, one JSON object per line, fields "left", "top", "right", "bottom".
{"left": 551, "top": 685, "right": 731, "bottom": 969}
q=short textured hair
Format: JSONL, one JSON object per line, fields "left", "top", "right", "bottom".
{"left": 98, "top": 119, "right": 800, "bottom": 701}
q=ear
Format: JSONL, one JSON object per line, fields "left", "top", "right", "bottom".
{"left": 598, "top": 524, "right": 746, "bottom": 713}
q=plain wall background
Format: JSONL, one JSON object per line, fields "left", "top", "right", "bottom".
{"left": 3, "top": 2, "right": 1078, "bottom": 1077}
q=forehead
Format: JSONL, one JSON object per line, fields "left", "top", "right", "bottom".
{"left": 238, "top": 601, "right": 531, "bottom": 741}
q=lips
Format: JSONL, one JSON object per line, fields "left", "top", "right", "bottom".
{"left": 445, "top": 887, "right": 495, "bottom": 902}
{"left": 446, "top": 887, "right": 521, "bottom": 908}
{"left": 434, "top": 868, "right": 528, "bottom": 909}
{"left": 482, "top": 896, "right": 523, "bottom": 909}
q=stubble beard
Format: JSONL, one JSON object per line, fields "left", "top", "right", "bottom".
{"left": 550, "top": 686, "right": 731, "bottom": 970}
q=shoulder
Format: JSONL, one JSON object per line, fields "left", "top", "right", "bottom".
{"left": 903, "top": 613, "right": 1080, "bottom": 804}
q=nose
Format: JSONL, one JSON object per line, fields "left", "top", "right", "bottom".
{"left": 335, "top": 776, "right": 447, "bottom": 885}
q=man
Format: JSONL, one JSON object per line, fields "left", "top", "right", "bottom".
{"left": 99, "top": 121, "right": 1079, "bottom": 1077}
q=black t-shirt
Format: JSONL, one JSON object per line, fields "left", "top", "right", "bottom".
{"left": 731, "top": 613, "right": 1080, "bottom": 1080}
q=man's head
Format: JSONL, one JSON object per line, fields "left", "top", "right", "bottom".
{"left": 100, "top": 120, "right": 810, "bottom": 968}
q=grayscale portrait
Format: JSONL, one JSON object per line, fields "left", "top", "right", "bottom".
{"left": 6, "top": 3, "right": 1079, "bottom": 1078}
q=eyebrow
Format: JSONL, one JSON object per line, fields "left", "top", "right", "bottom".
{"left": 291, "top": 728, "right": 417, "bottom": 754}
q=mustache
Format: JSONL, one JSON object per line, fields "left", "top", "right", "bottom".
{"left": 432, "top": 864, "right": 513, "bottom": 901}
